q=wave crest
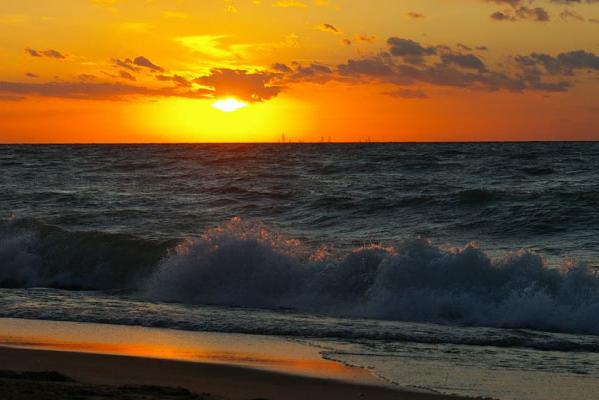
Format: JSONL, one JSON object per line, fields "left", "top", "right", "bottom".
{"left": 0, "top": 218, "right": 166, "bottom": 290}
{"left": 4, "top": 217, "right": 599, "bottom": 335}
{"left": 143, "top": 219, "right": 599, "bottom": 335}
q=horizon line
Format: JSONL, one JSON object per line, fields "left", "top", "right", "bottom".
{"left": 2, "top": 140, "right": 599, "bottom": 145}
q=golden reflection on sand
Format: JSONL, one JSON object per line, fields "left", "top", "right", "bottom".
{"left": 0, "top": 319, "right": 367, "bottom": 381}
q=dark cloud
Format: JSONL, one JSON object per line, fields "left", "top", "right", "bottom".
{"left": 485, "top": 0, "right": 599, "bottom": 23}
{"left": 491, "top": 7, "right": 550, "bottom": 22}
{"left": 0, "top": 81, "right": 210, "bottom": 101}
{"left": 319, "top": 23, "right": 339, "bottom": 33}
{"left": 515, "top": 50, "right": 599, "bottom": 74}
{"left": 8, "top": 36, "right": 598, "bottom": 104}
{"left": 384, "top": 89, "right": 428, "bottom": 99}
{"left": 114, "top": 58, "right": 138, "bottom": 71}
{"left": 337, "top": 56, "right": 395, "bottom": 78}
{"left": 486, "top": 0, "right": 551, "bottom": 22}
{"left": 491, "top": 11, "right": 516, "bottom": 21}
{"left": 119, "top": 70, "right": 136, "bottom": 81}
{"left": 517, "top": 6, "right": 550, "bottom": 21}
{"left": 25, "top": 72, "right": 38, "bottom": 78}
{"left": 287, "top": 62, "right": 333, "bottom": 83}
{"left": 487, "top": 0, "right": 522, "bottom": 5}
{"left": 272, "top": 63, "right": 293, "bottom": 73}
{"left": 407, "top": 12, "right": 425, "bottom": 19}
{"left": 289, "top": 37, "right": 581, "bottom": 95}
{"left": 440, "top": 53, "right": 487, "bottom": 71}
{"left": 194, "top": 68, "right": 282, "bottom": 102}
{"left": 387, "top": 37, "right": 437, "bottom": 64}
{"left": 550, "top": 0, "right": 599, "bottom": 3}
{"left": 133, "top": 56, "right": 164, "bottom": 72}
{"left": 342, "top": 34, "right": 377, "bottom": 46}
{"left": 25, "top": 48, "right": 66, "bottom": 59}
{"left": 457, "top": 44, "right": 489, "bottom": 52}
{"left": 113, "top": 56, "right": 165, "bottom": 73}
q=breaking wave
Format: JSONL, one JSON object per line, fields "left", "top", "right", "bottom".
{"left": 0, "top": 218, "right": 167, "bottom": 290}
{"left": 3, "top": 217, "right": 599, "bottom": 335}
{"left": 142, "top": 218, "right": 599, "bottom": 335}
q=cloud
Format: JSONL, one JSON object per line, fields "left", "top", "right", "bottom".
{"left": 342, "top": 34, "right": 377, "bottom": 46}
{"left": 491, "top": 7, "right": 550, "bottom": 22}
{"left": 384, "top": 89, "right": 428, "bottom": 99}
{"left": 132, "top": 56, "right": 164, "bottom": 72}
{"left": 407, "top": 12, "right": 425, "bottom": 19}
{"left": 486, "top": 1, "right": 553, "bottom": 22}
{"left": 318, "top": 23, "right": 340, "bottom": 34}
{"left": 1, "top": 68, "right": 281, "bottom": 103}
{"left": 119, "top": 70, "right": 136, "bottom": 81}
{"left": 113, "top": 56, "right": 164, "bottom": 73}
{"left": 0, "top": 80, "right": 211, "bottom": 101}
{"left": 515, "top": 50, "right": 599, "bottom": 74}
{"left": 271, "top": 37, "right": 579, "bottom": 95}
{"left": 8, "top": 34, "right": 598, "bottom": 105}
{"left": 440, "top": 53, "right": 487, "bottom": 71}
{"left": 25, "top": 48, "right": 66, "bottom": 59}
{"left": 273, "top": 62, "right": 334, "bottom": 83}
{"left": 387, "top": 37, "right": 437, "bottom": 64}
{"left": 25, "top": 72, "right": 38, "bottom": 78}
{"left": 337, "top": 57, "right": 396, "bottom": 79}
{"left": 517, "top": 6, "right": 550, "bottom": 21}
{"left": 491, "top": 11, "right": 516, "bottom": 20}
{"left": 194, "top": 68, "right": 282, "bottom": 102}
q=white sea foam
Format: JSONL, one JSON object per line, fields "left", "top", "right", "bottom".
{"left": 142, "top": 219, "right": 599, "bottom": 335}
{"left": 3, "top": 217, "right": 599, "bottom": 334}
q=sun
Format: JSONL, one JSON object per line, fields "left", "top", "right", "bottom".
{"left": 212, "top": 98, "right": 247, "bottom": 113}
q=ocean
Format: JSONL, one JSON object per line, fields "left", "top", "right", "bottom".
{"left": 2, "top": 143, "right": 599, "bottom": 399}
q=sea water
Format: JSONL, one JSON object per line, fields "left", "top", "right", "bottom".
{"left": 2, "top": 143, "right": 599, "bottom": 399}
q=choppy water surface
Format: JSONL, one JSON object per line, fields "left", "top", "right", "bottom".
{"left": 2, "top": 143, "right": 599, "bottom": 399}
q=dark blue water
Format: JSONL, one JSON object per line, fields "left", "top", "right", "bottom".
{"left": 3, "top": 143, "right": 599, "bottom": 257}
{"left": 3, "top": 143, "right": 599, "bottom": 399}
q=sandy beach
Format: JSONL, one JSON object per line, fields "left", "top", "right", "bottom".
{"left": 0, "top": 346, "right": 470, "bottom": 400}
{"left": 0, "top": 318, "right": 474, "bottom": 400}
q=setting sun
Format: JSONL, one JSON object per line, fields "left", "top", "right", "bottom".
{"left": 212, "top": 98, "right": 247, "bottom": 113}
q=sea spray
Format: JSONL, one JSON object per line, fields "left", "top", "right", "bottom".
{"left": 3, "top": 217, "right": 599, "bottom": 335}
{"left": 142, "top": 218, "right": 599, "bottom": 335}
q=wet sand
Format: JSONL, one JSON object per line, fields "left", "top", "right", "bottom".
{"left": 0, "top": 346, "right": 471, "bottom": 400}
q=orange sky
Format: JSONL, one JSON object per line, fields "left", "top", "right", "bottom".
{"left": 1, "top": 0, "right": 599, "bottom": 142}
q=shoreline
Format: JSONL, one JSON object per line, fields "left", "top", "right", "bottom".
{"left": 0, "top": 317, "right": 472, "bottom": 399}
{"left": 0, "top": 346, "right": 467, "bottom": 400}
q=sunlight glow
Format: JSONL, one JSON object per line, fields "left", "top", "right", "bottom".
{"left": 212, "top": 98, "right": 247, "bottom": 113}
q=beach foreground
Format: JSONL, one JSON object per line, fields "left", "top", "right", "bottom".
{"left": 0, "top": 346, "right": 466, "bottom": 400}
{"left": 0, "top": 318, "right": 469, "bottom": 400}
